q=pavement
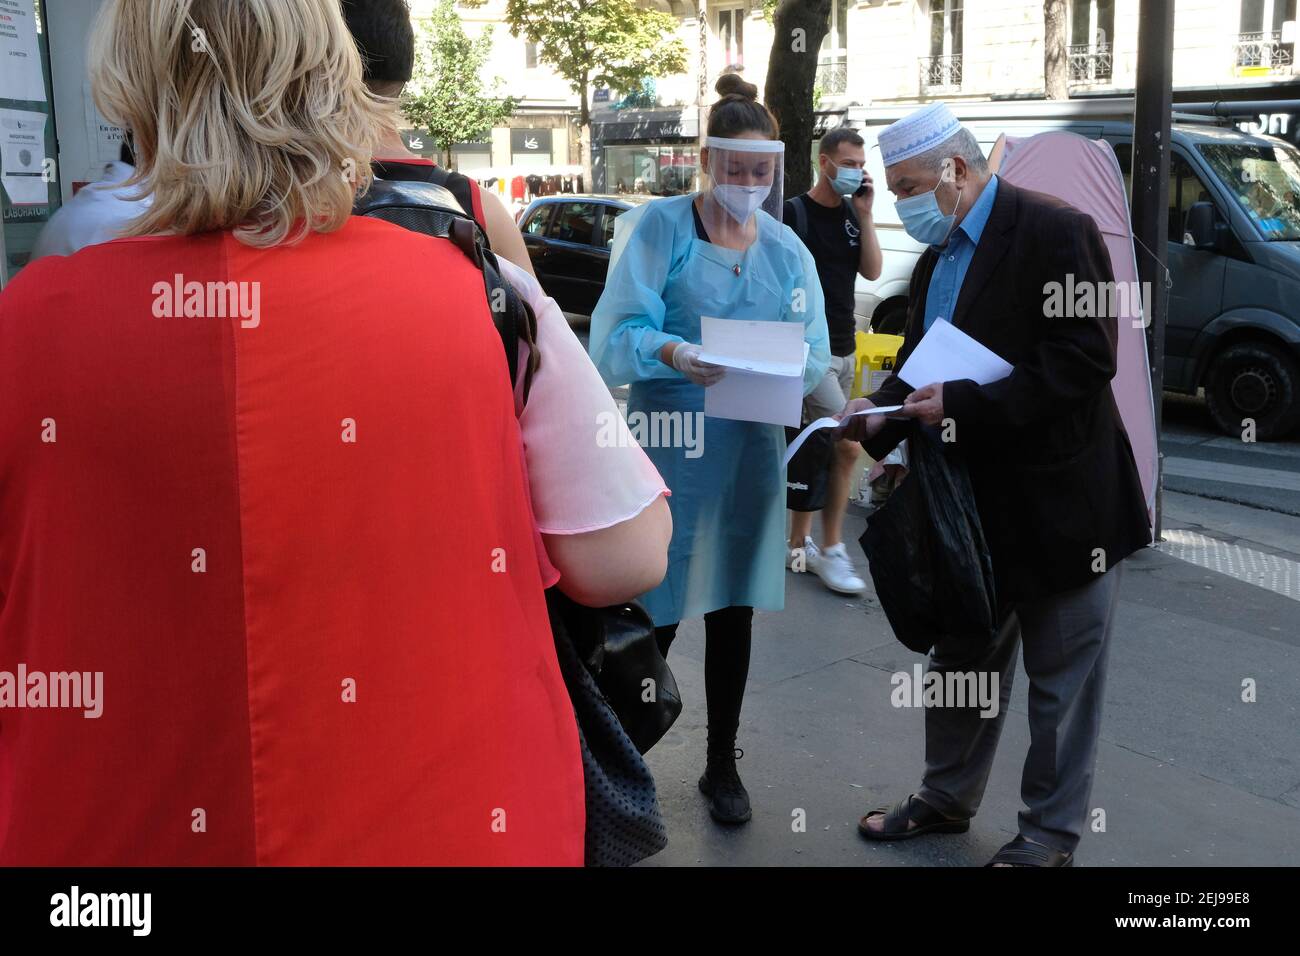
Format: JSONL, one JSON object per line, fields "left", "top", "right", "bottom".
{"left": 636, "top": 394, "right": 1300, "bottom": 867}
{"left": 1160, "top": 392, "right": 1300, "bottom": 516}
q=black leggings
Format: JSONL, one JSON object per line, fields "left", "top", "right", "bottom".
{"left": 654, "top": 605, "right": 753, "bottom": 744}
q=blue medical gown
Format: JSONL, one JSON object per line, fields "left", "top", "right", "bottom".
{"left": 589, "top": 194, "right": 831, "bottom": 626}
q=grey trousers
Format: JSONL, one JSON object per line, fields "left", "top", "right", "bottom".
{"left": 917, "top": 562, "right": 1124, "bottom": 854}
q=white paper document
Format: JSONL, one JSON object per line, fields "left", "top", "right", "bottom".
{"left": 897, "top": 318, "right": 1013, "bottom": 389}
{"left": 0, "top": 0, "right": 46, "bottom": 104}
{"left": 781, "top": 405, "right": 904, "bottom": 469}
{"left": 0, "top": 107, "right": 48, "bottom": 205}
{"left": 698, "top": 316, "right": 808, "bottom": 428}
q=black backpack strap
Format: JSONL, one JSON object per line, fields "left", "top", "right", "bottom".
{"left": 353, "top": 178, "right": 537, "bottom": 399}
{"left": 787, "top": 194, "right": 809, "bottom": 242}
{"left": 425, "top": 166, "right": 489, "bottom": 243}
{"left": 481, "top": 245, "right": 539, "bottom": 401}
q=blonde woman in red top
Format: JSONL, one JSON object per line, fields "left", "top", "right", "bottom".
{"left": 0, "top": 0, "right": 669, "bottom": 866}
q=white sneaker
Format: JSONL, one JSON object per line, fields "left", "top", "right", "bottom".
{"left": 809, "top": 542, "right": 866, "bottom": 595}
{"left": 787, "top": 536, "right": 819, "bottom": 572}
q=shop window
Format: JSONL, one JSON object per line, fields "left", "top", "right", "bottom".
{"left": 605, "top": 144, "right": 699, "bottom": 197}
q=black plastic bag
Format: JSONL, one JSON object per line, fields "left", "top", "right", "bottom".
{"left": 785, "top": 424, "right": 834, "bottom": 512}
{"left": 858, "top": 425, "right": 997, "bottom": 654}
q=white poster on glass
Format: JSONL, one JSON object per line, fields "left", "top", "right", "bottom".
{"left": 0, "top": 106, "right": 48, "bottom": 204}
{"left": 84, "top": 80, "right": 126, "bottom": 163}
{"left": 0, "top": 0, "right": 46, "bottom": 104}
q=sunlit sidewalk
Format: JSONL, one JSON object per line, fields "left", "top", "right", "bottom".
{"left": 641, "top": 499, "right": 1300, "bottom": 866}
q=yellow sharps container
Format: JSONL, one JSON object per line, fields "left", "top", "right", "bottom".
{"left": 851, "top": 331, "right": 905, "bottom": 400}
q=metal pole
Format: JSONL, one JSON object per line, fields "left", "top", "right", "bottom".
{"left": 1130, "top": 0, "right": 1175, "bottom": 541}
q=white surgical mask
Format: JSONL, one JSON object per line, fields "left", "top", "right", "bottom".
{"left": 712, "top": 183, "right": 770, "bottom": 224}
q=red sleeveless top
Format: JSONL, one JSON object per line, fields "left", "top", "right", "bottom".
{"left": 0, "top": 218, "right": 583, "bottom": 865}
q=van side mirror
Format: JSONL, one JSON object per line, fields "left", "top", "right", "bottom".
{"left": 1185, "top": 202, "right": 1218, "bottom": 250}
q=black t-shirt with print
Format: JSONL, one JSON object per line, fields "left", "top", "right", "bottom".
{"left": 783, "top": 194, "right": 861, "bottom": 357}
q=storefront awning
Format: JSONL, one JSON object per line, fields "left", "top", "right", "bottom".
{"left": 591, "top": 109, "right": 699, "bottom": 143}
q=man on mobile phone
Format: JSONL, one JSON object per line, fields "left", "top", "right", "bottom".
{"left": 783, "top": 127, "right": 883, "bottom": 595}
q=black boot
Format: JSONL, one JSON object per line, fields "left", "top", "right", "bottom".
{"left": 698, "top": 732, "right": 752, "bottom": 825}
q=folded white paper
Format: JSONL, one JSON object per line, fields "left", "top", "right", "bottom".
{"left": 897, "top": 318, "right": 1012, "bottom": 389}
{"left": 781, "top": 405, "right": 904, "bottom": 469}
{"left": 699, "top": 316, "right": 808, "bottom": 428}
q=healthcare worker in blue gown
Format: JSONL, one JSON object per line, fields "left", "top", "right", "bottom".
{"left": 589, "top": 73, "right": 830, "bottom": 825}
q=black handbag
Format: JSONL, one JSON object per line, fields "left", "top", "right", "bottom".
{"left": 550, "top": 593, "right": 682, "bottom": 754}
{"left": 547, "top": 592, "right": 673, "bottom": 867}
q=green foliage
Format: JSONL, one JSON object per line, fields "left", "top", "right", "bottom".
{"left": 401, "top": 0, "right": 517, "bottom": 158}
{"left": 504, "top": 0, "right": 688, "bottom": 123}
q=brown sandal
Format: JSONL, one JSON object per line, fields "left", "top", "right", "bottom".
{"left": 858, "top": 793, "right": 971, "bottom": 842}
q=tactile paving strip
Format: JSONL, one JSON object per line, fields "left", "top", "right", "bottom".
{"left": 1158, "top": 529, "right": 1300, "bottom": 602}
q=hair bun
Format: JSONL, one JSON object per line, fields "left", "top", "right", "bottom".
{"left": 715, "top": 72, "right": 758, "bottom": 101}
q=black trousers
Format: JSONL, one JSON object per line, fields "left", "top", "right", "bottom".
{"left": 654, "top": 606, "right": 752, "bottom": 753}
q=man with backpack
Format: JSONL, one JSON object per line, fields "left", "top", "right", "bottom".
{"left": 341, "top": 0, "right": 536, "bottom": 276}
{"left": 783, "top": 128, "right": 883, "bottom": 595}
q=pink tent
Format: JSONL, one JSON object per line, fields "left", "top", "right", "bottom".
{"left": 991, "top": 131, "right": 1158, "bottom": 535}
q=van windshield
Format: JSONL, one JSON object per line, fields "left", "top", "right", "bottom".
{"left": 1198, "top": 142, "right": 1300, "bottom": 241}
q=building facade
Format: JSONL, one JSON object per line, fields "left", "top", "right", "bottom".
{"left": 404, "top": 0, "right": 582, "bottom": 174}
{"left": 433, "top": 1, "right": 1299, "bottom": 191}
{"left": 846, "top": 1, "right": 1296, "bottom": 109}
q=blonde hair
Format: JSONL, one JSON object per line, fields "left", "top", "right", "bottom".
{"left": 90, "top": 0, "right": 396, "bottom": 247}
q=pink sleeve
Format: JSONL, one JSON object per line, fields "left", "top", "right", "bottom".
{"left": 517, "top": 430, "right": 562, "bottom": 589}
{"left": 500, "top": 259, "right": 669, "bottom": 535}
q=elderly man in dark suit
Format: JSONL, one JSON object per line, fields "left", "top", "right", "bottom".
{"left": 839, "top": 103, "right": 1150, "bottom": 867}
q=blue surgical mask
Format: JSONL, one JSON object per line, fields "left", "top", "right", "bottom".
{"left": 827, "top": 163, "right": 863, "bottom": 196}
{"left": 895, "top": 181, "right": 963, "bottom": 246}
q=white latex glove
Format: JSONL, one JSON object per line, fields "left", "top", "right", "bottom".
{"left": 671, "top": 342, "right": 726, "bottom": 387}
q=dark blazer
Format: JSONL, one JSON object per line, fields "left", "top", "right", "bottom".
{"left": 865, "top": 179, "right": 1150, "bottom": 605}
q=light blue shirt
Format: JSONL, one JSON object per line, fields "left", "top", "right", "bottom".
{"left": 923, "top": 174, "right": 999, "bottom": 331}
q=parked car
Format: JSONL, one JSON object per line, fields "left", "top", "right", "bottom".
{"left": 848, "top": 103, "right": 1300, "bottom": 440}
{"left": 517, "top": 194, "right": 650, "bottom": 317}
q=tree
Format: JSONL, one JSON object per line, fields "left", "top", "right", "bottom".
{"left": 764, "top": 0, "right": 832, "bottom": 196}
{"left": 504, "top": 0, "right": 688, "bottom": 181}
{"left": 1044, "top": 0, "right": 1069, "bottom": 99}
{"left": 401, "top": 0, "right": 517, "bottom": 168}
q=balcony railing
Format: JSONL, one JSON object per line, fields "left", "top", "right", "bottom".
{"left": 1068, "top": 42, "right": 1113, "bottom": 83}
{"left": 1234, "top": 31, "right": 1295, "bottom": 71}
{"left": 816, "top": 57, "right": 848, "bottom": 96}
{"left": 919, "top": 53, "right": 962, "bottom": 92}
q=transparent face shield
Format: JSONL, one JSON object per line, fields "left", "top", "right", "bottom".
{"left": 698, "top": 136, "right": 785, "bottom": 242}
